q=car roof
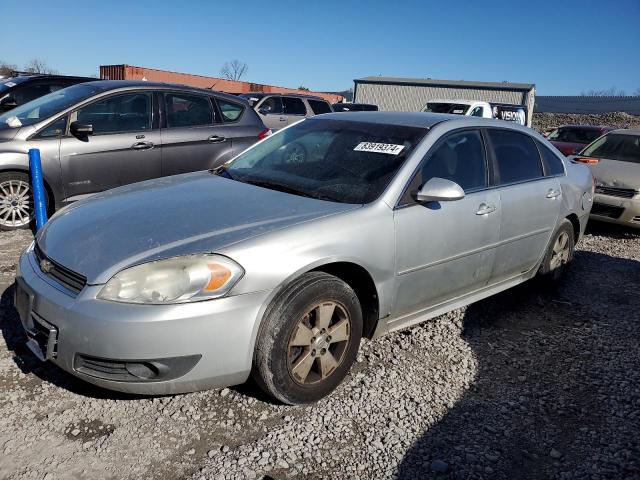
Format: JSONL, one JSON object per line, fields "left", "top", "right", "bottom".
{"left": 80, "top": 80, "right": 246, "bottom": 103}
{"left": 241, "top": 91, "right": 326, "bottom": 101}
{"left": 317, "top": 111, "right": 480, "bottom": 128}
{"left": 4, "top": 74, "right": 95, "bottom": 83}
{"left": 608, "top": 128, "right": 640, "bottom": 135}
{"left": 557, "top": 125, "right": 610, "bottom": 130}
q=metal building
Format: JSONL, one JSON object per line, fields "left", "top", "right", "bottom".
{"left": 354, "top": 76, "right": 536, "bottom": 125}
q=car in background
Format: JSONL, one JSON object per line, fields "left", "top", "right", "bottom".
{"left": 239, "top": 92, "right": 333, "bottom": 130}
{"left": 544, "top": 125, "right": 612, "bottom": 156}
{"left": 15, "top": 113, "right": 592, "bottom": 404}
{"left": 422, "top": 99, "right": 529, "bottom": 126}
{"left": 0, "top": 80, "right": 268, "bottom": 230}
{"left": 0, "top": 73, "right": 94, "bottom": 112}
{"left": 332, "top": 103, "right": 379, "bottom": 112}
{"left": 569, "top": 129, "right": 640, "bottom": 229}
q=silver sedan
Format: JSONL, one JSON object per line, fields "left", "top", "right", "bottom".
{"left": 15, "top": 112, "right": 593, "bottom": 404}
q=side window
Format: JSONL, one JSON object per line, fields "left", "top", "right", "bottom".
{"left": 487, "top": 129, "right": 544, "bottom": 185}
{"left": 537, "top": 141, "right": 566, "bottom": 176}
{"left": 399, "top": 130, "right": 487, "bottom": 205}
{"left": 75, "top": 92, "right": 152, "bottom": 135}
{"left": 259, "top": 96, "right": 283, "bottom": 114}
{"left": 217, "top": 99, "right": 244, "bottom": 122}
{"left": 165, "top": 93, "right": 213, "bottom": 128}
{"left": 308, "top": 99, "right": 332, "bottom": 115}
{"left": 282, "top": 97, "right": 307, "bottom": 116}
{"left": 470, "top": 106, "right": 484, "bottom": 117}
{"left": 35, "top": 116, "right": 67, "bottom": 139}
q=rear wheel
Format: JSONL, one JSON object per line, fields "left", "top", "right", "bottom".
{"left": 537, "top": 219, "right": 575, "bottom": 284}
{"left": 253, "top": 272, "right": 362, "bottom": 404}
{"left": 0, "top": 172, "right": 34, "bottom": 231}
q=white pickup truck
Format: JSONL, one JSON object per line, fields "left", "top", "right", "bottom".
{"left": 423, "top": 99, "right": 529, "bottom": 126}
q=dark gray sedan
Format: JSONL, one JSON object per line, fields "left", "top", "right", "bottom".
{"left": 0, "top": 81, "right": 269, "bottom": 230}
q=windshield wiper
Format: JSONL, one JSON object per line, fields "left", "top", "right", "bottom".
{"left": 243, "top": 179, "right": 319, "bottom": 199}
{"left": 210, "top": 164, "right": 234, "bottom": 180}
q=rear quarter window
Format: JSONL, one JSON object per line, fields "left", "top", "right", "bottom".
{"left": 217, "top": 99, "right": 244, "bottom": 122}
{"left": 537, "top": 141, "right": 566, "bottom": 176}
{"left": 308, "top": 99, "right": 332, "bottom": 115}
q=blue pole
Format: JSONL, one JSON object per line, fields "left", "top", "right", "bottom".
{"left": 28, "top": 148, "right": 48, "bottom": 231}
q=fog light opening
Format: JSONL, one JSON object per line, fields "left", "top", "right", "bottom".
{"left": 125, "top": 362, "right": 160, "bottom": 380}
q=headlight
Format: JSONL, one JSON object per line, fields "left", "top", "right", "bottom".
{"left": 97, "top": 255, "right": 244, "bottom": 304}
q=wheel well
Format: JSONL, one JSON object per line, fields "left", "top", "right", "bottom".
{"left": 565, "top": 213, "right": 580, "bottom": 242}
{"left": 0, "top": 168, "right": 55, "bottom": 211}
{"left": 312, "top": 262, "right": 380, "bottom": 339}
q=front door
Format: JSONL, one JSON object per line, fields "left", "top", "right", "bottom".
{"left": 160, "top": 91, "right": 233, "bottom": 175}
{"left": 393, "top": 129, "right": 500, "bottom": 315}
{"left": 59, "top": 91, "right": 161, "bottom": 201}
{"left": 256, "top": 96, "right": 287, "bottom": 130}
{"left": 485, "top": 128, "right": 561, "bottom": 280}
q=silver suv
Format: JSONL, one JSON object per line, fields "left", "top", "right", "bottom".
{"left": 0, "top": 81, "right": 268, "bottom": 230}
{"left": 239, "top": 93, "right": 333, "bottom": 130}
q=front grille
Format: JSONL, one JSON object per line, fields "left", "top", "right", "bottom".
{"left": 29, "top": 312, "right": 58, "bottom": 359}
{"left": 34, "top": 244, "right": 87, "bottom": 294}
{"left": 595, "top": 186, "right": 637, "bottom": 199}
{"left": 591, "top": 203, "right": 624, "bottom": 219}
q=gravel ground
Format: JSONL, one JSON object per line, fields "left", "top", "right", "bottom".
{"left": 532, "top": 111, "right": 640, "bottom": 133}
{"left": 0, "top": 222, "right": 638, "bottom": 480}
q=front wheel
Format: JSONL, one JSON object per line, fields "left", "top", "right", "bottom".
{"left": 0, "top": 172, "right": 35, "bottom": 231}
{"left": 253, "top": 272, "right": 363, "bottom": 404}
{"left": 537, "top": 219, "right": 575, "bottom": 284}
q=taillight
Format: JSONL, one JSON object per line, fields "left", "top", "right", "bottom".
{"left": 572, "top": 156, "right": 599, "bottom": 165}
{"left": 258, "top": 128, "right": 272, "bottom": 140}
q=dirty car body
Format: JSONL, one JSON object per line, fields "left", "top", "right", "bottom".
{"left": 15, "top": 113, "right": 593, "bottom": 397}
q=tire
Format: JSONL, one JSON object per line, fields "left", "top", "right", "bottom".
{"left": 537, "top": 219, "right": 575, "bottom": 285}
{"left": 0, "top": 172, "right": 37, "bottom": 231}
{"left": 253, "top": 272, "right": 363, "bottom": 405}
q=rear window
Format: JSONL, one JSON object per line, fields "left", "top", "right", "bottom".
{"left": 582, "top": 133, "right": 640, "bottom": 163}
{"left": 308, "top": 99, "right": 332, "bottom": 115}
{"left": 282, "top": 97, "right": 306, "bottom": 116}
{"left": 487, "top": 129, "right": 543, "bottom": 184}
{"left": 549, "top": 127, "right": 604, "bottom": 144}
{"left": 537, "top": 141, "right": 565, "bottom": 176}
{"left": 425, "top": 103, "right": 469, "bottom": 115}
{"left": 217, "top": 99, "right": 244, "bottom": 122}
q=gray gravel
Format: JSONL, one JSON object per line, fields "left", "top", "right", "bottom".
{"left": 0, "top": 221, "right": 638, "bottom": 480}
{"left": 532, "top": 111, "right": 640, "bottom": 133}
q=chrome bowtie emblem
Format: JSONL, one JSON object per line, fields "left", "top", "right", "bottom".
{"left": 40, "top": 259, "right": 53, "bottom": 273}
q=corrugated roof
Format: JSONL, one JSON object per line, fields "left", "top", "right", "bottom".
{"left": 355, "top": 76, "right": 535, "bottom": 91}
{"left": 535, "top": 96, "right": 640, "bottom": 115}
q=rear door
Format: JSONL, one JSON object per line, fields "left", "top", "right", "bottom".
{"left": 214, "top": 97, "right": 261, "bottom": 159}
{"left": 256, "top": 96, "right": 287, "bottom": 130}
{"left": 59, "top": 90, "right": 161, "bottom": 201}
{"left": 393, "top": 129, "right": 500, "bottom": 314}
{"left": 160, "top": 91, "right": 231, "bottom": 176}
{"left": 485, "top": 128, "right": 561, "bottom": 281}
{"left": 282, "top": 96, "right": 308, "bottom": 126}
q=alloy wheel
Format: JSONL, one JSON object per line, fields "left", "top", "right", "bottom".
{"left": 549, "top": 231, "right": 571, "bottom": 273}
{"left": 287, "top": 301, "right": 351, "bottom": 385}
{"left": 0, "top": 180, "right": 33, "bottom": 228}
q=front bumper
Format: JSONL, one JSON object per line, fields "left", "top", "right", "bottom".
{"left": 14, "top": 248, "right": 272, "bottom": 394}
{"left": 590, "top": 193, "right": 640, "bottom": 229}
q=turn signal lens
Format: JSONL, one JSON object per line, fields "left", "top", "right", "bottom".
{"left": 573, "top": 156, "right": 599, "bottom": 165}
{"left": 205, "top": 263, "right": 232, "bottom": 291}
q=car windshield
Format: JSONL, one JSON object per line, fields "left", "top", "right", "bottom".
{"left": 425, "top": 103, "right": 470, "bottom": 115}
{"left": 581, "top": 133, "right": 640, "bottom": 163}
{"left": 549, "top": 127, "right": 603, "bottom": 144}
{"left": 220, "top": 118, "right": 427, "bottom": 204}
{"left": 0, "top": 83, "right": 102, "bottom": 130}
{"left": 0, "top": 78, "right": 23, "bottom": 94}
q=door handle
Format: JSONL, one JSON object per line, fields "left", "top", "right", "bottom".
{"left": 476, "top": 203, "right": 496, "bottom": 215}
{"left": 279, "top": 116, "right": 287, "bottom": 122}
{"left": 131, "top": 141, "right": 154, "bottom": 150}
{"left": 546, "top": 189, "right": 562, "bottom": 199}
{"left": 208, "top": 135, "right": 226, "bottom": 143}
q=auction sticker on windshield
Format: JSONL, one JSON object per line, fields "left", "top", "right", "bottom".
{"left": 354, "top": 142, "right": 405, "bottom": 155}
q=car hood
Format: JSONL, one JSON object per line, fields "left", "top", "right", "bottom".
{"left": 0, "top": 127, "right": 20, "bottom": 141}
{"left": 579, "top": 158, "right": 640, "bottom": 190}
{"left": 37, "top": 172, "right": 359, "bottom": 284}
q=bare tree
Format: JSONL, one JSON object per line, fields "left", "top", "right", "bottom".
{"left": 219, "top": 60, "right": 248, "bottom": 81}
{"left": 0, "top": 60, "right": 18, "bottom": 77}
{"left": 580, "top": 86, "right": 626, "bottom": 96}
{"left": 23, "top": 58, "right": 58, "bottom": 75}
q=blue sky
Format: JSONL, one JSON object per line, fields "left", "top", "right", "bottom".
{"left": 2, "top": 0, "right": 638, "bottom": 95}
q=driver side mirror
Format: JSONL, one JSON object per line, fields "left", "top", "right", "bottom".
{"left": 70, "top": 121, "right": 93, "bottom": 138}
{"left": 0, "top": 96, "right": 18, "bottom": 111}
{"left": 415, "top": 177, "right": 465, "bottom": 203}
